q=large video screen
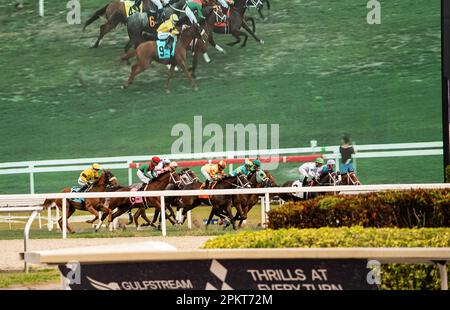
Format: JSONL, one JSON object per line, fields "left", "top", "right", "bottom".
{"left": 0, "top": 0, "right": 444, "bottom": 193}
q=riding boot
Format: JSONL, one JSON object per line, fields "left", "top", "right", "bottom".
{"left": 205, "top": 179, "right": 210, "bottom": 189}
{"left": 79, "top": 184, "right": 89, "bottom": 192}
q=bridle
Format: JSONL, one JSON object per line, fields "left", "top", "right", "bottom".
{"left": 169, "top": 170, "right": 183, "bottom": 189}
{"left": 245, "top": 0, "right": 263, "bottom": 9}
{"left": 221, "top": 175, "right": 251, "bottom": 188}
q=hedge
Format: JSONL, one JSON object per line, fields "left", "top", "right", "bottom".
{"left": 268, "top": 189, "right": 450, "bottom": 229}
{"left": 204, "top": 227, "right": 450, "bottom": 290}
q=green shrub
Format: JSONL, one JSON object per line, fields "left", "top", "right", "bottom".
{"left": 268, "top": 189, "right": 450, "bottom": 229}
{"left": 203, "top": 227, "right": 450, "bottom": 290}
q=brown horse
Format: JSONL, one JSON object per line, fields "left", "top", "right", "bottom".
{"left": 120, "top": 25, "right": 207, "bottom": 92}
{"left": 339, "top": 172, "right": 361, "bottom": 185}
{"left": 105, "top": 169, "right": 181, "bottom": 229}
{"left": 205, "top": 175, "right": 251, "bottom": 230}
{"left": 211, "top": 0, "right": 264, "bottom": 47}
{"left": 232, "top": 170, "right": 277, "bottom": 228}
{"left": 83, "top": 0, "right": 153, "bottom": 48}
{"left": 279, "top": 172, "right": 339, "bottom": 202}
{"left": 42, "top": 170, "right": 118, "bottom": 233}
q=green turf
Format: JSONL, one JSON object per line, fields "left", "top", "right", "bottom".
{"left": 0, "top": 268, "right": 59, "bottom": 288}
{"left": 0, "top": 0, "right": 444, "bottom": 194}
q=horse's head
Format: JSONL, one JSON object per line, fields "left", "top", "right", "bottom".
{"left": 236, "top": 174, "right": 251, "bottom": 188}
{"left": 168, "top": 170, "right": 183, "bottom": 189}
{"left": 96, "top": 169, "right": 117, "bottom": 186}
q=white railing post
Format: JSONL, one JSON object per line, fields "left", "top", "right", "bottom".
{"left": 29, "top": 164, "right": 35, "bottom": 194}
{"left": 39, "top": 0, "right": 44, "bottom": 17}
{"left": 128, "top": 161, "right": 133, "bottom": 185}
{"left": 38, "top": 213, "right": 42, "bottom": 229}
{"left": 187, "top": 210, "right": 192, "bottom": 229}
{"left": 24, "top": 210, "right": 39, "bottom": 273}
{"left": 437, "top": 262, "right": 448, "bottom": 290}
{"left": 260, "top": 196, "right": 265, "bottom": 227}
{"left": 47, "top": 206, "right": 53, "bottom": 231}
{"left": 62, "top": 198, "right": 67, "bottom": 239}
{"left": 264, "top": 192, "right": 270, "bottom": 226}
{"left": 160, "top": 196, "right": 166, "bottom": 237}
{"left": 55, "top": 205, "right": 60, "bottom": 229}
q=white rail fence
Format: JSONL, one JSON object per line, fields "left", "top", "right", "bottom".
{"left": 0, "top": 183, "right": 448, "bottom": 237}
{"left": 0, "top": 141, "right": 443, "bottom": 194}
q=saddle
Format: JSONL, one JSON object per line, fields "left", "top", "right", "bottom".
{"left": 199, "top": 181, "right": 218, "bottom": 199}
{"left": 156, "top": 36, "right": 177, "bottom": 60}
{"left": 70, "top": 186, "right": 88, "bottom": 203}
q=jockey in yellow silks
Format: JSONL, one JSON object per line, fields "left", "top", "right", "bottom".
{"left": 78, "top": 163, "right": 102, "bottom": 191}
{"left": 157, "top": 14, "right": 180, "bottom": 51}
{"left": 201, "top": 160, "right": 226, "bottom": 188}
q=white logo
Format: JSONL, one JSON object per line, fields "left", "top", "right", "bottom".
{"left": 205, "top": 260, "right": 234, "bottom": 290}
{"left": 87, "top": 276, "right": 121, "bottom": 290}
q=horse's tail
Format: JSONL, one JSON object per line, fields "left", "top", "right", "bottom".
{"left": 83, "top": 4, "right": 108, "bottom": 32}
{"left": 120, "top": 49, "right": 137, "bottom": 62}
{"left": 42, "top": 198, "right": 57, "bottom": 209}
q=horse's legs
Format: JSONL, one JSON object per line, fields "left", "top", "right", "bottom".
{"left": 164, "top": 65, "right": 176, "bottom": 93}
{"left": 225, "top": 202, "right": 237, "bottom": 230}
{"left": 123, "top": 63, "right": 145, "bottom": 89}
{"left": 241, "top": 20, "right": 264, "bottom": 45}
{"left": 124, "top": 39, "right": 133, "bottom": 53}
{"left": 58, "top": 206, "right": 76, "bottom": 234}
{"left": 227, "top": 30, "right": 242, "bottom": 46}
{"left": 91, "top": 11, "right": 123, "bottom": 48}
{"left": 208, "top": 33, "right": 226, "bottom": 54}
{"left": 205, "top": 207, "right": 216, "bottom": 229}
{"left": 175, "top": 52, "right": 198, "bottom": 91}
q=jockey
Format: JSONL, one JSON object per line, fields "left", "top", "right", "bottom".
{"left": 78, "top": 163, "right": 102, "bottom": 191}
{"left": 157, "top": 14, "right": 180, "bottom": 51}
{"left": 137, "top": 156, "right": 161, "bottom": 186}
{"left": 201, "top": 160, "right": 227, "bottom": 188}
{"left": 252, "top": 159, "right": 261, "bottom": 171}
{"left": 185, "top": 0, "right": 207, "bottom": 33}
{"left": 133, "top": 0, "right": 168, "bottom": 21}
{"left": 217, "top": 0, "right": 234, "bottom": 10}
{"left": 317, "top": 159, "right": 337, "bottom": 180}
{"left": 298, "top": 158, "right": 324, "bottom": 186}
{"left": 155, "top": 158, "right": 171, "bottom": 176}
{"left": 229, "top": 159, "right": 253, "bottom": 177}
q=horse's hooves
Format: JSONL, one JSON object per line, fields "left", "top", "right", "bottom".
{"left": 193, "top": 86, "right": 199, "bottom": 92}
{"left": 165, "top": 89, "right": 170, "bottom": 94}
{"left": 121, "top": 85, "right": 127, "bottom": 90}
{"left": 260, "top": 40, "right": 265, "bottom": 44}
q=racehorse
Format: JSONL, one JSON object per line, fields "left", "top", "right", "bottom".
{"left": 120, "top": 24, "right": 208, "bottom": 91}
{"left": 232, "top": 170, "right": 277, "bottom": 228}
{"left": 42, "top": 170, "right": 118, "bottom": 233}
{"left": 339, "top": 172, "right": 361, "bottom": 185}
{"left": 279, "top": 172, "right": 339, "bottom": 201}
{"left": 205, "top": 175, "right": 251, "bottom": 230}
{"left": 105, "top": 170, "right": 182, "bottom": 229}
{"left": 212, "top": 0, "right": 264, "bottom": 47}
{"left": 83, "top": 0, "right": 155, "bottom": 48}
{"left": 125, "top": 0, "right": 187, "bottom": 52}
{"left": 172, "top": 169, "right": 212, "bottom": 225}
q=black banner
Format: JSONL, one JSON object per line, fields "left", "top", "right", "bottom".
{"left": 59, "top": 259, "right": 378, "bottom": 290}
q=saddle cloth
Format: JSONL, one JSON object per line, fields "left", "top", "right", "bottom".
{"left": 156, "top": 37, "right": 177, "bottom": 59}
{"left": 70, "top": 186, "right": 85, "bottom": 203}
{"left": 122, "top": 0, "right": 143, "bottom": 18}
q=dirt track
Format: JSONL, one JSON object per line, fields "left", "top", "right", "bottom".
{"left": 1, "top": 236, "right": 213, "bottom": 271}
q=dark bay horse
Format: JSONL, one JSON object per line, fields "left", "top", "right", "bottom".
{"left": 212, "top": 0, "right": 264, "bottom": 47}
{"left": 120, "top": 25, "right": 207, "bottom": 91}
{"left": 279, "top": 172, "right": 339, "bottom": 202}
{"left": 42, "top": 170, "right": 118, "bottom": 233}
{"left": 205, "top": 175, "right": 251, "bottom": 230}
{"left": 232, "top": 170, "right": 276, "bottom": 228}
{"left": 105, "top": 170, "right": 181, "bottom": 229}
